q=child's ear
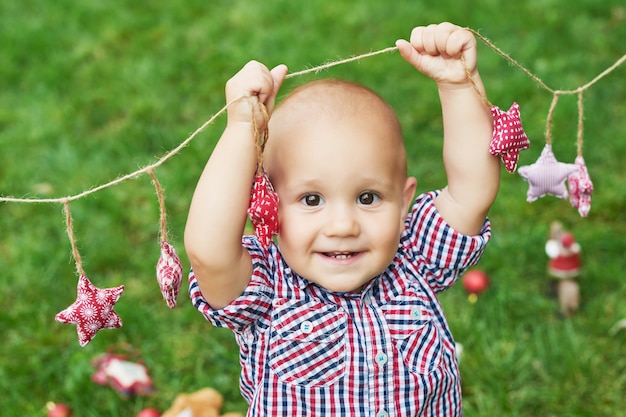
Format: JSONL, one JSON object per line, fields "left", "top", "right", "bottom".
{"left": 402, "top": 177, "right": 418, "bottom": 214}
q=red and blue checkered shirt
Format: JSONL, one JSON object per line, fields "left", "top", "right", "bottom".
{"left": 189, "top": 191, "right": 491, "bottom": 417}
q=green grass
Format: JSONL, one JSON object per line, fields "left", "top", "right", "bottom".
{"left": 1, "top": 1, "right": 625, "bottom": 416}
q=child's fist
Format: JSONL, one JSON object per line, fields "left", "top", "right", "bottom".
{"left": 397, "top": 22, "right": 477, "bottom": 86}
{"left": 225, "top": 61, "right": 288, "bottom": 127}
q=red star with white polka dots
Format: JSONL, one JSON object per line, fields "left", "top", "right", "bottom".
{"left": 489, "top": 102, "right": 530, "bottom": 172}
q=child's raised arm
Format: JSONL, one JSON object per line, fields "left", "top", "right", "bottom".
{"left": 397, "top": 23, "right": 500, "bottom": 235}
{"left": 184, "top": 61, "right": 288, "bottom": 309}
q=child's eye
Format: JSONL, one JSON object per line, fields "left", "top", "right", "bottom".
{"left": 358, "top": 192, "right": 380, "bottom": 205}
{"left": 301, "top": 194, "right": 324, "bottom": 206}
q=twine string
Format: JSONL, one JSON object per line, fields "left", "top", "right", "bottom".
{"left": 148, "top": 168, "right": 168, "bottom": 242}
{"left": 0, "top": 95, "right": 240, "bottom": 205}
{"left": 0, "top": 33, "right": 623, "bottom": 206}
{"left": 466, "top": 28, "right": 556, "bottom": 93}
{"left": 284, "top": 46, "right": 400, "bottom": 79}
{"left": 246, "top": 96, "right": 270, "bottom": 176}
{"left": 0, "top": 30, "right": 621, "bottom": 286}
{"left": 544, "top": 92, "right": 561, "bottom": 145}
{"left": 461, "top": 54, "right": 492, "bottom": 108}
{"left": 63, "top": 200, "right": 85, "bottom": 277}
{"left": 577, "top": 91, "right": 584, "bottom": 156}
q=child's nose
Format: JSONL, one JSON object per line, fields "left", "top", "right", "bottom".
{"left": 324, "top": 206, "right": 360, "bottom": 237}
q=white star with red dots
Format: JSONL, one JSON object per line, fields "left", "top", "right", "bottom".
{"left": 248, "top": 173, "right": 279, "bottom": 248}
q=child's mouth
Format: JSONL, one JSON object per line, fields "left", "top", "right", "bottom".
{"left": 324, "top": 251, "right": 356, "bottom": 260}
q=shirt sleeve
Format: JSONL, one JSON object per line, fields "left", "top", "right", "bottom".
{"left": 188, "top": 236, "right": 275, "bottom": 333}
{"left": 401, "top": 190, "right": 491, "bottom": 293}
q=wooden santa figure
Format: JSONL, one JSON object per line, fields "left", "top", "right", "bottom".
{"left": 545, "top": 221, "right": 581, "bottom": 317}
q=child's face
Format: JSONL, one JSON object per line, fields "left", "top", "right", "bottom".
{"left": 267, "top": 111, "right": 416, "bottom": 292}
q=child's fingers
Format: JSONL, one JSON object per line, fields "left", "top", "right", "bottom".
{"left": 446, "top": 28, "right": 477, "bottom": 71}
{"left": 421, "top": 24, "right": 440, "bottom": 57}
{"left": 395, "top": 39, "right": 420, "bottom": 67}
{"left": 408, "top": 26, "right": 427, "bottom": 55}
{"left": 266, "top": 64, "right": 288, "bottom": 112}
{"left": 225, "top": 60, "right": 280, "bottom": 125}
{"left": 443, "top": 26, "right": 475, "bottom": 57}
{"left": 227, "top": 60, "right": 274, "bottom": 101}
{"left": 408, "top": 23, "right": 473, "bottom": 59}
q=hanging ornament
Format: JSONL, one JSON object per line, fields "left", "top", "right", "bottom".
{"left": 489, "top": 102, "right": 530, "bottom": 172}
{"left": 248, "top": 173, "right": 279, "bottom": 247}
{"left": 149, "top": 169, "right": 183, "bottom": 308}
{"left": 56, "top": 201, "right": 125, "bottom": 346}
{"left": 460, "top": 56, "right": 530, "bottom": 173}
{"left": 518, "top": 144, "right": 577, "bottom": 202}
{"left": 246, "top": 98, "right": 279, "bottom": 247}
{"left": 156, "top": 240, "right": 183, "bottom": 308}
{"left": 568, "top": 92, "right": 593, "bottom": 217}
{"left": 91, "top": 345, "right": 155, "bottom": 397}
{"left": 55, "top": 275, "right": 124, "bottom": 347}
{"left": 568, "top": 156, "right": 593, "bottom": 217}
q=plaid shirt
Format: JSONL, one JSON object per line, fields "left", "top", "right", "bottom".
{"left": 189, "top": 191, "right": 491, "bottom": 417}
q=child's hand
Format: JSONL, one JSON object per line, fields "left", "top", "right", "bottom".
{"left": 396, "top": 22, "right": 477, "bottom": 88}
{"left": 225, "top": 60, "right": 288, "bottom": 128}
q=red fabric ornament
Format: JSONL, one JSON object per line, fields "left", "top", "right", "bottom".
{"left": 489, "top": 102, "right": 530, "bottom": 172}
{"left": 91, "top": 349, "right": 155, "bottom": 397}
{"left": 248, "top": 173, "right": 279, "bottom": 247}
{"left": 156, "top": 240, "right": 183, "bottom": 308}
{"left": 55, "top": 275, "right": 124, "bottom": 347}
{"left": 568, "top": 155, "right": 593, "bottom": 217}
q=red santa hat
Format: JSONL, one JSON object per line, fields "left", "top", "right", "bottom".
{"left": 561, "top": 232, "right": 575, "bottom": 249}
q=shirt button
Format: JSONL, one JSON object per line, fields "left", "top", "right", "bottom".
{"left": 375, "top": 351, "right": 388, "bottom": 366}
{"left": 300, "top": 320, "right": 314, "bottom": 333}
{"left": 376, "top": 409, "right": 389, "bottom": 417}
{"left": 411, "top": 307, "right": 421, "bottom": 319}
{"left": 364, "top": 296, "right": 373, "bottom": 306}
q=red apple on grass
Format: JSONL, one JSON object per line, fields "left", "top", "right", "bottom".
{"left": 462, "top": 269, "right": 490, "bottom": 302}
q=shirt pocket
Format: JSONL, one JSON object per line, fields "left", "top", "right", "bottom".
{"left": 269, "top": 298, "right": 347, "bottom": 386}
{"left": 382, "top": 289, "right": 443, "bottom": 375}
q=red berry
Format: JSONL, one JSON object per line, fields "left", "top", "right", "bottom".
{"left": 462, "top": 269, "right": 490, "bottom": 294}
{"left": 137, "top": 408, "right": 161, "bottom": 417}
{"left": 46, "top": 402, "right": 72, "bottom": 417}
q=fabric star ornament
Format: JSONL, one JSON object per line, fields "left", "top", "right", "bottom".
{"left": 55, "top": 275, "right": 124, "bottom": 347}
{"left": 91, "top": 351, "right": 155, "bottom": 397}
{"left": 568, "top": 155, "right": 593, "bottom": 217}
{"left": 489, "top": 102, "right": 530, "bottom": 172}
{"left": 248, "top": 173, "right": 279, "bottom": 248}
{"left": 156, "top": 241, "right": 183, "bottom": 308}
{"left": 518, "top": 144, "right": 577, "bottom": 202}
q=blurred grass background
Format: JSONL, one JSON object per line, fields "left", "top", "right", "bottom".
{"left": 1, "top": 1, "right": 625, "bottom": 416}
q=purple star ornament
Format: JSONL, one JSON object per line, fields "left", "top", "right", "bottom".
{"left": 56, "top": 275, "right": 124, "bottom": 346}
{"left": 568, "top": 155, "right": 593, "bottom": 217}
{"left": 518, "top": 144, "right": 577, "bottom": 202}
{"left": 489, "top": 102, "right": 530, "bottom": 172}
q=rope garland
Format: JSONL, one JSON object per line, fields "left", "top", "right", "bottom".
{"left": 63, "top": 200, "right": 85, "bottom": 277}
{"left": 147, "top": 168, "right": 168, "bottom": 243}
{"left": 0, "top": 30, "right": 624, "bottom": 288}
{"left": 1, "top": 33, "right": 623, "bottom": 206}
